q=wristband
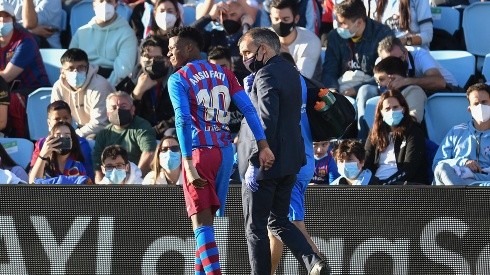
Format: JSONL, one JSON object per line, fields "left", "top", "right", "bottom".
{"left": 38, "top": 155, "right": 49, "bottom": 161}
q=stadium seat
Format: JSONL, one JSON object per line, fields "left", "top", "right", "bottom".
{"left": 482, "top": 53, "right": 490, "bottom": 82}
{"left": 60, "top": 9, "right": 67, "bottom": 31}
{"left": 70, "top": 0, "right": 133, "bottom": 35}
{"left": 462, "top": 2, "right": 490, "bottom": 68}
{"left": 40, "top": 49, "right": 67, "bottom": 86}
{"left": 364, "top": 96, "right": 380, "bottom": 130}
{"left": 424, "top": 93, "right": 471, "bottom": 145}
{"left": 431, "top": 6, "right": 460, "bottom": 35}
{"left": 430, "top": 50, "right": 475, "bottom": 88}
{"left": 182, "top": 4, "right": 196, "bottom": 26}
{"left": 0, "top": 138, "right": 34, "bottom": 169}
{"left": 27, "top": 88, "right": 52, "bottom": 141}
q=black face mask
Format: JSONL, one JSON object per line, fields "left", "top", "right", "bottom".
{"left": 109, "top": 108, "right": 133, "bottom": 126}
{"left": 222, "top": 19, "right": 241, "bottom": 35}
{"left": 243, "top": 47, "right": 265, "bottom": 73}
{"left": 143, "top": 60, "right": 169, "bottom": 80}
{"left": 272, "top": 21, "right": 295, "bottom": 37}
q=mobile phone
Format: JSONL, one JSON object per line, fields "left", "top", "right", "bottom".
{"left": 56, "top": 137, "right": 72, "bottom": 150}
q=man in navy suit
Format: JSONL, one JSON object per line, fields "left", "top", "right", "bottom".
{"left": 237, "top": 27, "right": 330, "bottom": 275}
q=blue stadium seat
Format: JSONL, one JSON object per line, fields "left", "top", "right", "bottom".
{"left": 424, "top": 93, "right": 471, "bottom": 145}
{"left": 27, "top": 88, "right": 52, "bottom": 141}
{"left": 364, "top": 96, "right": 380, "bottom": 130}
{"left": 431, "top": 6, "right": 460, "bottom": 36}
{"left": 60, "top": 9, "right": 67, "bottom": 31}
{"left": 430, "top": 50, "right": 475, "bottom": 88}
{"left": 462, "top": 2, "right": 490, "bottom": 68}
{"left": 482, "top": 53, "right": 490, "bottom": 82}
{"left": 182, "top": 4, "right": 196, "bottom": 26}
{"left": 70, "top": 0, "right": 133, "bottom": 35}
{"left": 0, "top": 138, "right": 34, "bottom": 169}
{"left": 40, "top": 49, "right": 67, "bottom": 86}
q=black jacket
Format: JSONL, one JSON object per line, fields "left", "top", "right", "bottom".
{"left": 364, "top": 124, "right": 428, "bottom": 184}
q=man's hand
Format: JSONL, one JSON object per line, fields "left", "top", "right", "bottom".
{"left": 387, "top": 75, "right": 409, "bottom": 90}
{"left": 133, "top": 73, "right": 157, "bottom": 100}
{"left": 465, "top": 159, "right": 482, "bottom": 173}
{"left": 209, "top": 2, "right": 228, "bottom": 21}
{"left": 241, "top": 14, "right": 254, "bottom": 26}
{"left": 183, "top": 158, "right": 208, "bottom": 188}
{"left": 342, "top": 87, "right": 356, "bottom": 97}
{"left": 257, "top": 140, "right": 274, "bottom": 170}
{"left": 244, "top": 164, "right": 259, "bottom": 192}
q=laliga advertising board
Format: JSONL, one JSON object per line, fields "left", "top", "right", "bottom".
{"left": 1, "top": 185, "right": 490, "bottom": 274}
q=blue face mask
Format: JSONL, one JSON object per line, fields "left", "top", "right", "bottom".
{"left": 336, "top": 20, "right": 358, "bottom": 39}
{"left": 338, "top": 161, "right": 361, "bottom": 179}
{"left": 65, "top": 70, "right": 87, "bottom": 88}
{"left": 159, "top": 151, "right": 181, "bottom": 171}
{"left": 382, "top": 109, "right": 404, "bottom": 127}
{"left": 105, "top": 168, "right": 127, "bottom": 184}
{"left": 378, "top": 85, "right": 388, "bottom": 93}
{"left": 0, "top": 22, "right": 14, "bottom": 37}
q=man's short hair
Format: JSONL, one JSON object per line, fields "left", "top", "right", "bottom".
{"left": 373, "top": 56, "right": 407, "bottom": 77}
{"left": 270, "top": 0, "right": 299, "bottom": 17}
{"left": 60, "top": 48, "right": 89, "bottom": 64}
{"left": 334, "top": 0, "right": 367, "bottom": 21}
{"left": 47, "top": 100, "right": 71, "bottom": 114}
{"left": 208, "top": 45, "right": 232, "bottom": 62}
{"left": 101, "top": 145, "right": 129, "bottom": 164}
{"left": 467, "top": 83, "right": 490, "bottom": 98}
{"left": 167, "top": 26, "right": 204, "bottom": 52}
{"left": 239, "top": 28, "right": 281, "bottom": 54}
{"left": 106, "top": 91, "right": 133, "bottom": 107}
{"left": 333, "top": 139, "right": 366, "bottom": 162}
{"left": 377, "top": 36, "right": 405, "bottom": 56}
{"left": 141, "top": 35, "right": 169, "bottom": 57}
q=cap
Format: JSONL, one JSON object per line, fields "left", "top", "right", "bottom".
{"left": 0, "top": 1, "right": 15, "bottom": 17}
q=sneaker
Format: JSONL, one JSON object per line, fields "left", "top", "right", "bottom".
{"left": 310, "top": 260, "right": 331, "bottom": 275}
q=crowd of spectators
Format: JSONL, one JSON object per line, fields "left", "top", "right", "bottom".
{"left": 0, "top": 0, "right": 488, "bottom": 187}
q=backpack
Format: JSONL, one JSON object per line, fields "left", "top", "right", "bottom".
{"left": 304, "top": 77, "right": 356, "bottom": 141}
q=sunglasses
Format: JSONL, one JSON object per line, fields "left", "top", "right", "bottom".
{"left": 160, "top": 145, "right": 180, "bottom": 153}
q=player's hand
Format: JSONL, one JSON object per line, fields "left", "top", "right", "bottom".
{"left": 183, "top": 158, "right": 208, "bottom": 188}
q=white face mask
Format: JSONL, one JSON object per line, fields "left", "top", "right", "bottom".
{"left": 155, "top": 11, "right": 177, "bottom": 31}
{"left": 94, "top": 2, "right": 115, "bottom": 22}
{"left": 470, "top": 104, "right": 490, "bottom": 123}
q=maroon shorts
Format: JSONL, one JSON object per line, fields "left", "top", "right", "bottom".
{"left": 183, "top": 147, "right": 222, "bottom": 217}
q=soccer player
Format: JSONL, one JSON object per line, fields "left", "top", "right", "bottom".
{"left": 166, "top": 26, "right": 274, "bottom": 275}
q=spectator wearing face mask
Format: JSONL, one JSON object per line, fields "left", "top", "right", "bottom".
{"left": 70, "top": 0, "right": 138, "bottom": 87}
{"left": 364, "top": 90, "right": 427, "bottom": 185}
{"left": 191, "top": 0, "right": 255, "bottom": 84}
{"left": 149, "top": 0, "right": 183, "bottom": 38}
{"left": 142, "top": 135, "right": 183, "bottom": 185}
{"left": 269, "top": 0, "right": 322, "bottom": 81}
{"left": 331, "top": 139, "right": 378, "bottom": 185}
{"left": 98, "top": 144, "right": 143, "bottom": 184}
{"left": 433, "top": 84, "right": 490, "bottom": 185}
{"left": 122, "top": 35, "right": 175, "bottom": 140}
{"left": 51, "top": 48, "right": 114, "bottom": 139}
{"left": 92, "top": 91, "right": 156, "bottom": 183}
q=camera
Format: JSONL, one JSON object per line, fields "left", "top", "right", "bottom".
{"left": 56, "top": 137, "right": 72, "bottom": 151}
